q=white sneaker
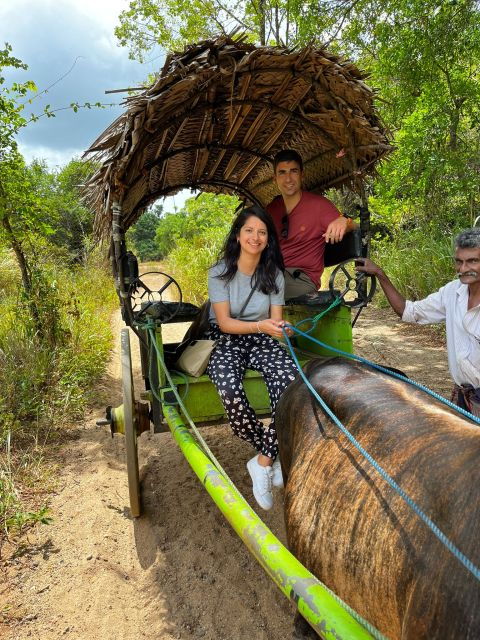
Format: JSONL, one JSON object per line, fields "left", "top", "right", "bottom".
{"left": 247, "top": 455, "right": 273, "bottom": 510}
{"left": 272, "top": 459, "right": 284, "bottom": 488}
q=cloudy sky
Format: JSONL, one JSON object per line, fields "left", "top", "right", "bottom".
{"left": 2, "top": 0, "right": 190, "bottom": 210}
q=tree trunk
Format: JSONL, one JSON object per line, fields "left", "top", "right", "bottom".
{"left": 259, "top": 0, "right": 266, "bottom": 45}
{"left": 2, "top": 214, "right": 44, "bottom": 339}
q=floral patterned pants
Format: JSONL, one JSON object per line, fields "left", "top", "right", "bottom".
{"left": 206, "top": 325, "right": 298, "bottom": 459}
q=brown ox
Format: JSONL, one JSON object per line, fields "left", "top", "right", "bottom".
{"left": 275, "top": 357, "right": 480, "bottom": 640}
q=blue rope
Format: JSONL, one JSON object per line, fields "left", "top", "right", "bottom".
{"left": 282, "top": 327, "right": 480, "bottom": 582}
{"left": 291, "top": 324, "right": 480, "bottom": 425}
{"left": 293, "top": 296, "right": 343, "bottom": 334}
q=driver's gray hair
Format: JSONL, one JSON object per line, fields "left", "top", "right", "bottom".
{"left": 455, "top": 228, "right": 480, "bottom": 249}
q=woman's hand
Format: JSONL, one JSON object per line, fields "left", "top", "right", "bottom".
{"left": 258, "top": 318, "right": 294, "bottom": 338}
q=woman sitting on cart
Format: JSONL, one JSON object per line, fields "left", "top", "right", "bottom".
{"left": 206, "top": 205, "right": 297, "bottom": 511}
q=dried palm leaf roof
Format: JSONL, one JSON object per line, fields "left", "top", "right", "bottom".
{"left": 85, "top": 34, "right": 393, "bottom": 238}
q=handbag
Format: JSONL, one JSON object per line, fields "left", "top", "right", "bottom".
{"left": 175, "top": 281, "right": 257, "bottom": 377}
{"left": 175, "top": 339, "right": 216, "bottom": 377}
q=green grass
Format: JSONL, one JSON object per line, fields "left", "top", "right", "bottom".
{"left": 164, "top": 228, "right": 225, "bottom": 305}
{"left": 371, "top": 228, "right": 457, "bottom": 304}
{"left": 0, "top": 249, "right": 117, "bottom": 544}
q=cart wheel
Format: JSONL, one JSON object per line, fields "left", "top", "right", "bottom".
{"left": 121, "top": 328, "right": 141, "bottom": 518}
{"left": 129, "top": 271, "right": 183, "bottom": 323}
{"left": 329, "top": 259, "right": 377, "bottom": 307}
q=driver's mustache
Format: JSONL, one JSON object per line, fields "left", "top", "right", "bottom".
{"left": 458, "top": 271, "right": 478, "bottom": 278}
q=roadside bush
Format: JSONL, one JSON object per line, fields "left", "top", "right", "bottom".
{"left": 157, "top": 193, "right": 238, "bottom": 261}
{"left": 371, "top": 226, "right": 457, "bottom": 304}
{"left": 0, "top": 249, "right": 117, "bottom": 540}
{"left": 164, "top": 226, "right": 227, "bottom": 304}
{"left": 127, "top": 208, "right": 162, "bottom": 261}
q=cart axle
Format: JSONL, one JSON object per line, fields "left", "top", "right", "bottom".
{"left": 96, "top": 402, "right": 150, "bottom": 438}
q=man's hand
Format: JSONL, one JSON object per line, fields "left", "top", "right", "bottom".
{"left": 355, "top": 257, "right": 384, "bottom": 278}
{"left": 355, "top": 258, "right": 406, "bottom": 317}
{"left": 323, "top": 216, "right": 350, "bottom": 243}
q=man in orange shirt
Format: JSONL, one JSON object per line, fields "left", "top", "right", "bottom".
{"left": 266, "top": 150, "right": 355, "bottom": 299}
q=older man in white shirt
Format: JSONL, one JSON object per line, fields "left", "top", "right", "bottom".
{"left": 356, "top": 228, "right": 480, "bottom": 416}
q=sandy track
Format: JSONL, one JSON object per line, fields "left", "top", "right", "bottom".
{"left": 1, "top": 297, "right": 449, "bottom": 640}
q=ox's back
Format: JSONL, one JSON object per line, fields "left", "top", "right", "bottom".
{"left": 276, "top": 357, "right": 480, "bottom": 640}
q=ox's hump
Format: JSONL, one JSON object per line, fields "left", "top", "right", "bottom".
{"left": 305, "top": 356, "right": 479, "bottom": 436}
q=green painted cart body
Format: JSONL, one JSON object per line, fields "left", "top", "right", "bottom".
{"left": 146, "top": 302, "right": 352, "bottom": 424}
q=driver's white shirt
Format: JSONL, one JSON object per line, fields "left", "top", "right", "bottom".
{"left": 402, "top": 279, "right": 480, "bottom": 388}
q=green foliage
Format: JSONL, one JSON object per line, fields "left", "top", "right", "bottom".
{"left": 156, "top": 192, "right": 238, "bottom": 259}
{"left": 165, "top": 226, "right": 228, "bottom": 303}
{"left": 115, "top": 0, "right": 256, "bottom": 59}
{"left": 158, "top": 193, "right": 238, "bottom": 302}
{"left": 0, "top": 153, "right": 54, "bottom": 240}
{"left": 115, "top": 0, "right": 306, "bottom": 57}
{"left": 49, "top": 159, "right": 97, "bottom": 262}
{"left": 0, "top": 251, "right": 117, "bottom": 539}
{"left": 371, "top": 228, "right": 457, "bottom": 304}
{"left": 1, "top": 156, "right": 96, "bottom": 263}
{"left": 337, "top": 0, "right": 480, "bottom": 229}
{"left": 0, "top": 43, "right": 36, "bottom": 157}
{"left": 127, "top": 205, "right": 163, "bottom": 261}
{"left": 0, "top": 45, "right": 117, "bottom": 544}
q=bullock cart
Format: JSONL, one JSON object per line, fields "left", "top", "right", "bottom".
{"left": 86, "top": 35, "right": 395, "bottom": 639}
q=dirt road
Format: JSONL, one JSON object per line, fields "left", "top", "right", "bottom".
{"left": 1, "top": 303, "right": 449, "bottom": 640}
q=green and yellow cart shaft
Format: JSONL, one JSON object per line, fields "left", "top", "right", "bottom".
{"left": 163, "top": 404, "right": 375, "bottom": 640}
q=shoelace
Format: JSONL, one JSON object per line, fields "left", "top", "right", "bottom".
{"left": 260, "top": 467, "right": 273, "bottom": 494}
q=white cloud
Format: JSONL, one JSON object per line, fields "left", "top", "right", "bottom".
{"left": 2, "top": 0, "right": 162, "bottom": 169}
{"left": 163, "top": 190, "right": 196, "bottom": 214}
{"left": 18, "top": 142, "right": 84, "bottom": 169}
{"left": 0, "top": 0, "right": 131, "bottom": 33}
{"left": 62, "top": 0, "right": 131, "bottom": 31}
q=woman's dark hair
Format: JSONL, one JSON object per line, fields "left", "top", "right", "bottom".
{"left": 214, "top": 205, "right": 284, "bottom": 294}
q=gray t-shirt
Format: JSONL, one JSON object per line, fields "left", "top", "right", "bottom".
{"left": 208, "top": 261, "right": 285, "bottom": 324}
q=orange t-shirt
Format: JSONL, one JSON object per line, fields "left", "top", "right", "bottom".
{"left": 267, "top": 191, "right": 341, "bottom": 287}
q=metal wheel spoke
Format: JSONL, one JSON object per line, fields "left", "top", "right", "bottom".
{"left": 157, "top": 276, "right": 174, "bottom": 296}
{"left": 340, "top": 265, "right": 352, "bottom": 280}
{"left": 330, "top": 259, "right": 377, "bottom": 307}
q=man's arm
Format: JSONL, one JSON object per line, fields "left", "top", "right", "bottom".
{"left": 355, "top": 258, "right": 406, "bottom": 317}
{"left": 324, "top": 216, "right": 358, "bottom": 243}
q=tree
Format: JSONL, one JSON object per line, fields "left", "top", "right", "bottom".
{"left": 0, "top": 47, "right": 102, "bottom": 341}
{"left": 334, "top": 0, "right": 480, "bottom": 229}
{"left": 0, "top": 46, "right": 50, "bottom": 338}
{"left": 49, "top": 159, "right": 96, "bottom": 263}
{"left": 155, "top": 193, "right": 239, "bottom": 258}
{"left": 0, "top": 152, "right": 64, "bottom": 343}
{"left": 115, "top": 0, "right": 304, "bottom": 58}
{"left": 0, "top": 43, "right": 36, "bottom": 158}
{"left": 127, "top": 205, "right": 163, "bottom": 261}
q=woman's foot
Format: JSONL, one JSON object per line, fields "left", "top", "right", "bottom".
{"left": 247, "top": 455, "right": 273, "bottom": 510}
{"left": 271, "top": 459, "right": 284, "bottom": 488}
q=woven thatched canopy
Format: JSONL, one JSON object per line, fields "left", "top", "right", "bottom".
{"left": 85, "top": 35, "right": 393, "bottom": 238}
